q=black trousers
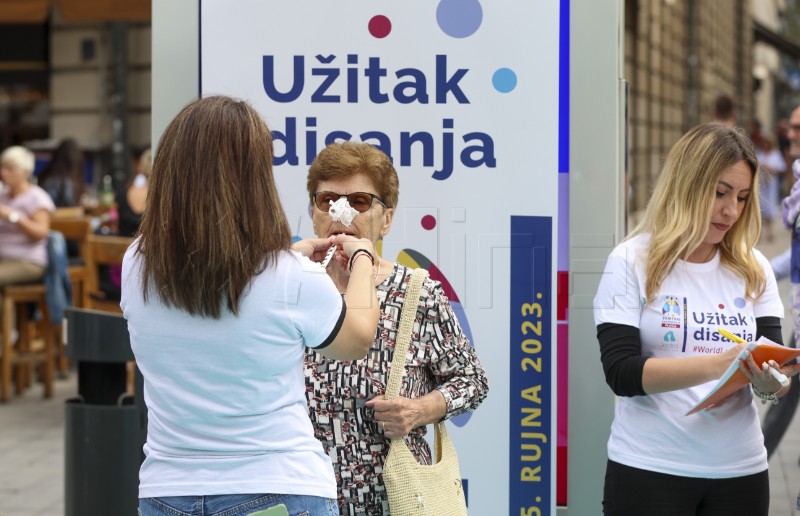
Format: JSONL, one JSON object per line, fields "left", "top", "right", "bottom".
{"left": 602, "top": 460, "right": 769, "bottom": 516}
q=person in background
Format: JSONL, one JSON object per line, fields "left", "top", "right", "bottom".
{"left": 594, "top": 123, "right": 800, "bottom": 515}
{"left": 303, "top": 141, "right": 490, "bottom": 515}
{"left": 712, "top": 93, "right": 737, "bottom": 128}
{"left": 122, "top": 96, "right": 379, "bottom": 516}
{"left": 36, "top": 138, "right": 85, "bottom": 208}
{"left": 0, "top": 145, "right": 55, "bottom": 286}
{"left": 117, "top": 146, "right": 151, "bottom": 237}
{"left": 749, "top": 118, "right": 764, "bottom": 150}
{"left": 777, "top": 118, "right": 794, "bottom": 195}
{"left": 756, "top": 133, "right": 787, "bottom": 242}
{"left": 761, "top": 105, "right": 800, "bottom": 461}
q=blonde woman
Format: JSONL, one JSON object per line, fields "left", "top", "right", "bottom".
{"left": 0, "top": 145, "right": 54, "bottom": 285}
{"left": 594, "top": 123, "right": 800, "bottom": 515}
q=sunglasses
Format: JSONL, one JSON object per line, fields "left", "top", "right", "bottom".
{"left": 313, "top": 191, "right": 387, "bottom": 213}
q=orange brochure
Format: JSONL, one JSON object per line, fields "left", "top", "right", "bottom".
{"left": 686, "top": 336, "right": 800, "bottom": 416}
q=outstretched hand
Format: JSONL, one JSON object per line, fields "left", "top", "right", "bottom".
{"left": 291, "top": 237, "right": 335, "bottom": 263}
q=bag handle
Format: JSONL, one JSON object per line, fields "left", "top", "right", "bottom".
{"left": 385, "top": 268, "right": 428, "bottom": 400}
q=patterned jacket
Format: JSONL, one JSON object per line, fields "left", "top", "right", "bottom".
{"left": 305, "top": 263, "right": 489, "bottom": 516}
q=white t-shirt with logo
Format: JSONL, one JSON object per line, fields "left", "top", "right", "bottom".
{"left": 121, "top": 245, "right": 344, "bottom": 498}
{"left": 594, "top": 233, "right": 783, "bottom": 478}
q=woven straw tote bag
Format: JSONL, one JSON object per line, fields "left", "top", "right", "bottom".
{"left": 382, "top": 268, "right": 468, "bottom": 516}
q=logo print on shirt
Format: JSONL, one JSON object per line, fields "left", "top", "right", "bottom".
{"left": 660, "top": 330, "right": 680, "bottom": 350}
{"left": 661, "top": 295, "right": 682, "bottom": 329}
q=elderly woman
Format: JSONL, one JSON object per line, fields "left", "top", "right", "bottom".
{"left": 0, "top": 146, "right": 55, "bottom": 286}
{"left": 303, "top": 141, "right": 490, "bottom": 515}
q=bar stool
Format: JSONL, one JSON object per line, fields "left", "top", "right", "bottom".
{"left": 0, "top": 282, "right": 55, "bottom": 401}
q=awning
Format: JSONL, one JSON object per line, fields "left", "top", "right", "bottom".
{"left": 754, "top": 19, "right": 800, "bottom": 60}
{"left": 58, "top": 0, "right": 150, "bottom": 23}
{"left": 0, "top": 0, "right": 150, "bottom": 23}
{"left": 0, "top": 0, "right": 51, "bottom": 22}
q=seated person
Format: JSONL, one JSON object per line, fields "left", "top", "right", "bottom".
{"left": 0, "top": 146, "right": 55, "bottom": 287}
{"left": 117, "top": 146, "right": 152, "bottom": 237}
{"left": 37, "top": 138, "right": 86, "bottom": 209}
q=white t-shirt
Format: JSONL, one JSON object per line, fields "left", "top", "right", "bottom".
{"left": 0, "top": 185, "right": 55, "bottom": 265}
{"left": 594, "top": 233, "right": 783, "bottom": 478}
{"left": 121, "top": 244, "right": 345, "bottom": 498}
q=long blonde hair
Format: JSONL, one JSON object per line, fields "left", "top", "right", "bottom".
{"left": 629, "top": 123, "right": 764, "bottom": 304}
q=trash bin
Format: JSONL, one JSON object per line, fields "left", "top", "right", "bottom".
{"left": 63, "top": 307, "right": 146, "bottom": 516}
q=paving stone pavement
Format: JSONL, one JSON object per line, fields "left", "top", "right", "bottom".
{"left": 0, "top": 372, "right": 75, "bottom": 516}
{"left": 759, "top": 226, "right": 800, "bottom": 516}
{"left": 1, "top": 227, "right": 800, "bottom": 516}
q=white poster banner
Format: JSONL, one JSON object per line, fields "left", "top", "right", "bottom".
{"left": 200, "top": 1, "right": 565, "bottom": 513}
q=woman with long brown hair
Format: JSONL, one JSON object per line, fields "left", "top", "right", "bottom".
{"left": 122, "top": 96, "right": 379, "bottom": 516}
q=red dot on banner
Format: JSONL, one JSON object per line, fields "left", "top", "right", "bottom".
{"left": 421, "top": 215, "right": 436, "bottom": 230}
{"left": 718, "top": 304, "right": 724, "bottom": 309}
{"left": 368, "top": 15, "right": 392, "bottom": 38}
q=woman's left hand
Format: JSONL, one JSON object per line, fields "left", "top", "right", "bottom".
{"left": 367, "top": 395, "right": 424, "bottom": 439}
{"left": 739, "top": 351, "right": 784, "bottom": 395}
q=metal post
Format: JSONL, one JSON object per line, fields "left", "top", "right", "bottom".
{"left": 109, "top": 22, "right": 130, "bottom": 193}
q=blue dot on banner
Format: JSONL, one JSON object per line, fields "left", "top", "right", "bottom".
{"left": 734, "top": 297, "right": 746, "bottom": 309}
{"left": 492, "top": 68, "right": 517, "bottom": 93}
{"left": 436, "top": 0, "right": 483, "bottom": 38}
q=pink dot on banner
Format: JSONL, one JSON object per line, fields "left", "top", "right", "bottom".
{"left": 421, "top": 215, "right": 437, "bottom": 230}
{"left": 368, "top": 15, "right": 392, "bottom": 38}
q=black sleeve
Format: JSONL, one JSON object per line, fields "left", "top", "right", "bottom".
{"left": 313, "top": 296, "right": 346, "bottom": 350}
{"left": 598, "top": 317, "right": 784, "bottom": 398}
{"left": 756, "top": 316, "right": 783, "bottom": 346}
{"left": 597, "top": 323, "right": 648, "bottom": 397}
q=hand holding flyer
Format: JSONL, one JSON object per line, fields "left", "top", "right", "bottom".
{"left": 686, "top": 331, "right": 800, "bottom": 415}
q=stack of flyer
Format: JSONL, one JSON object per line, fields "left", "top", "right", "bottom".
{"left": 686, "top": 335, "right": 800, "bottom": 415}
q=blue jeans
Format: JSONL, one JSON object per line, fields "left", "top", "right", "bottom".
{"left": 139, "top": 494, "right": 339, "bottom": 516}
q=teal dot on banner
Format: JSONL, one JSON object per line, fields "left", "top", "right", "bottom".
{"left": 436, "top": 0, "right": 482, "bottom": 38}
{"left": 492, "top": 68, "right": 517, "bottom": 93}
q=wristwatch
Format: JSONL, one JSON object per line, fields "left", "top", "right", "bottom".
{"left": 7, "top": 211, "right": 19, "bottom": 224}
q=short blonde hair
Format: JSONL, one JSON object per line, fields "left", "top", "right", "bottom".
{"left": 307, "top": 142, "right": 399, "bottom": 209}
{"left": 1, "top": 146, "right": 35, "bottom": 174}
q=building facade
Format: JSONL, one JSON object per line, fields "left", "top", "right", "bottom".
{"left": 624, "top": 0, "right": 755, "bottom": 215}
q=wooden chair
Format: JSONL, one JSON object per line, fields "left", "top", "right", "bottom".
{"left": 49, "top": 218, "right": 92, "bottom": 375}
{"left": 85, "top": 235, "right": 133, "bottom": 314}
{"left": 50, "top": 218, "right": 92, "bottom": 309}
{"left": 53, "top": 206, "right": 86, "bottom": 220}
{"left": 84, "top": 234, "right": 135, "bottom": 393}
{"left": 0, "top": 283, "right": 55, "bottom": 402}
